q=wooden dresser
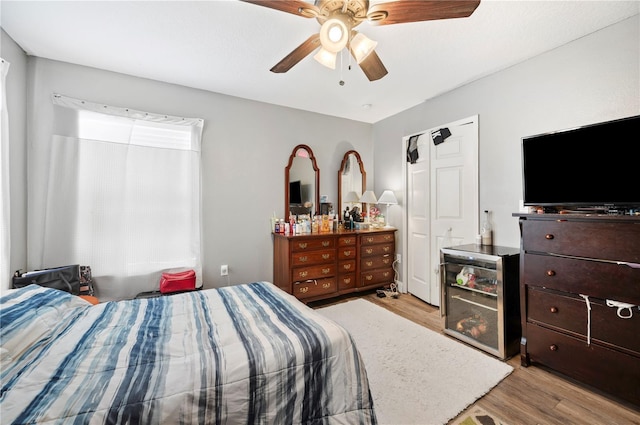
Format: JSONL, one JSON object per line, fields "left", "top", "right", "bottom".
{"left": 273, "top": 228, "right": 396, "bottom": 302}
{"left": 516, "top": 213, "right": 640, "bottom": 407}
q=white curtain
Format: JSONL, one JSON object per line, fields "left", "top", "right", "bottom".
{"left": 37, "top": 94, "right": 203, "bottom": 300}
{"left": 0, "top": 59, "right": 10, "bottom": 293}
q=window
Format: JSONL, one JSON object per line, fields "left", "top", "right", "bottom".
{"left": 38, "top": 95, "right": 204, "bottom": 300}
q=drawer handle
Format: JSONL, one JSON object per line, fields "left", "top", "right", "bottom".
{"left": 384, "top": 235, "right": 392, "bottom": 240}
{"left": 366, "top": 248, "right": 373, "bottom": 254}
{"left": 366, "top": 261, "right": 373, "bottom": 266}
{"left": 299, "top": 256, "right": 308, "bottom": 262}
{"left": 322, "top": 282, "right": 331, "bottom": 289}
{"left": 549, "top": 344, "right": 558, "bottom": 351}
{"left": 366, "top": 237, "right": 374, "bottom": 243}
{"left": 383, "top": 258, "right": 390, "bottom": 264}
{"left": 298, "top": 243, "right": 308, "bottom": 249}
{"left": 383, "top": 246, "right": 390, "bottom": 252}
{"left": 365, "top": 275, "right": 373, "bottom": 281}
{"left": 344, "top": 278, "right": 351, "bottom": 284}
{"left": 322, "top": 241, "right": 330, "bottom": 247}
{"left": 550, "top": 306, "right": 558, "bottom": 313}
{"left": 299, "top": 286, "right": 309, "bottom": 293}
{"left": 322, "top": 254, "right": 330, "bottom": 259}
{"left": 545, "top": 234, "right": 554, "bottom": 240}
{"left": 383, "top": 271, "right": 390, "bottom": 277}
{"left": 299, "top": 271, "right": 308, "bottom": 278}
{"left": 344, "top": 238, "right": 352, "bottom": 244}
{"left": 344, "top": 251, "right": 352, "bottom": 257}
{"left": 546, "top": 270, "right": 556, "bottom": 277}
{"left": 322, "top": 268, "right": 330, "bottom": 274}
{"left": 343, "top": 264, "right": 352, "bottom": 270}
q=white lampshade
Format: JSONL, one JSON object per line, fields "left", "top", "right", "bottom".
{"left": 377, "top": 190, "right": 397, "bottom": 205}
{"left": 319, "top": 17, "right": 349, "bottom": 53}
{"left": 350, "top": 32, "right": 378, "bottom": 63}
{"left": 345, "top": 191, "right": 361, "bottom": 203}
{"left": 314, "top": 47, "right": 337, "bottom": 69}
{"left": 359, "top": 190, "right": 378, "bottom": 204}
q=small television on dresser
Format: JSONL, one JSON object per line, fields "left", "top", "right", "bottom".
{"left": 289, "top": 180, "right": 302, "bottom": 205}
{"left": 521, "top": 114, "right": 640, "bottom": 212}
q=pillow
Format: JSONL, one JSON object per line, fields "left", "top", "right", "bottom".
{"left": 0, "top": 284, "right": 91, "bottom": 363}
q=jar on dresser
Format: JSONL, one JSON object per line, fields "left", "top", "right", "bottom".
{"left": 273, "top": 228, "right": 397, "bottom": 303}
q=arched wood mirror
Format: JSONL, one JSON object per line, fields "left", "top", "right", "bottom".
{"left": 285, "top": 144, "right": 320, "bottom": 218}
{"left": 338, "top": 150, "right": 366, "bottom": 219}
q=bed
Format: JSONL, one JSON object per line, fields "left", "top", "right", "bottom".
{"left": 0, "top": 282, "right": 377, "bottom": 424}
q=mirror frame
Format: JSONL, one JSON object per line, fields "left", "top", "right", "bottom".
{"left": 337, "top": 150, "right": 366, "bottom": 218}
{"left": 285, "top": 144, "right": 320, "bottom": 218}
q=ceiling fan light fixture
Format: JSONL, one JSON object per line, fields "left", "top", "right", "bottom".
{"left": 314, "top": 47, "right": 337, "bottom": 69}
{"left": 350, "top": 32, "right": 378, "bottom": 63}
{"left": 319, "top": 17, "right": 349, "bottom": 53}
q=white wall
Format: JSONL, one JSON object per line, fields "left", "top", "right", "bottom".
{"left": 372, "top": 15, "right": 640, "bottom": 286}
{"left": 23, "top": 58, "right": 372, "bottom": 294}
{"left": 1, "top": 29, "right": 28, "bottom": 276}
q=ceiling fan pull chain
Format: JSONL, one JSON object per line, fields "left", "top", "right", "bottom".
{"left": 339, "top": 49, "right": 345, "bottom": 86}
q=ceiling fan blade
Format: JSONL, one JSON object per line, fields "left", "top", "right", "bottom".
{"left": 270, "top": 33, "right": 321, "bottom": 73}
{"left": 356, "top": 50, "right": 388, "bottom": 81}
{"left": 367, "top": 0, "right": 481, "bottom": 26}
{"left": 238, "top": 0, "right": 320, "bottom": 18}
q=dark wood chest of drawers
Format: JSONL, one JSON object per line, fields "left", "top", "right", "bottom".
{"left": 273, "top": 228, "right": 396, "bottom": 302}
{"left": 516, "top": 214, "right": 640, "bottom": 407}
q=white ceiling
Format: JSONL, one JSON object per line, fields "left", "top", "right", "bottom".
{"left": 2, "top": 1, "right": 638, "bottom": 123}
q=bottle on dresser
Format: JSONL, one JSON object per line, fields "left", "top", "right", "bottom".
{"left": 480, "top": 210, "right": 493, "bottom": 246}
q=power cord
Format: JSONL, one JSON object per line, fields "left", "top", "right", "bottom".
{"left": 377, "top": 258, "right": 401, "bottom": 298}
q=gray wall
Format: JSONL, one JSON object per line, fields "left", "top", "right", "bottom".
{"left": 1, "top": 29, "right": 28, "bottom": 276}
{"left": 19, "top": 57, "right": 372, "bottom": 292}
{"left": 372, "top": 15, "right": 640, "bottom": 286}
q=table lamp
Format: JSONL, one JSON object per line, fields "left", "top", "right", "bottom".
{"left": 377, "top": 190, "right": 398, "bottom": 227}
{"left": 359, "top": 190, "right": 378, "bottom": 223}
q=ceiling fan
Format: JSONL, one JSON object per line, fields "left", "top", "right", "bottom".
{"left": 239, "top": 0, "right": 481, "bottom": 81}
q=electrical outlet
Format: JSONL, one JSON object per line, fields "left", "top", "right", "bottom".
{"left": 396, "top": 254, "right": 401, "bottom": 264}
{"left": 220, "top": 265, "right": 228, "bottom": 276}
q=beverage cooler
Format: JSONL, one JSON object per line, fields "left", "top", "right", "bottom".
{"left": 440, "top": 244, "right": 520, "bottom": 359}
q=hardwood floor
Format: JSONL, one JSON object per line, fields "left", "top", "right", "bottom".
{"left": 309, "top": 291, "right": 640, "bottom": 425}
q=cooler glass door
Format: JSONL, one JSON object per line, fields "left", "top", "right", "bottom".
{"left": 441, "top": 254, "right": 500, "bottom": 356}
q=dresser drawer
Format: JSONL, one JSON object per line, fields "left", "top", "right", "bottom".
{"left": 361, "top": 232, "right": 395, "bottom": 246}
{"left": 522, "top": 219, "right": 640, "bottom": 263}
{"left": 292, "top": 264, "right": 336, "bottom": 282}
{"left": 338, "top": 236, "right": 357, "bottom": 246}
{"left": 361, "top": 268, "right": 394, "bottom": 287}
{"left": 337, "top": 246, "right": 357, "bottom": 260}
{"left": 361, "top": 243, "right": 393, "bottom": 257}
{"left": 361, "top": 254, "right": 393, "bottom": 271}
{"left": 338, "top": 260, "right": 356, "bottom": 274}
{"left": 290, "top": 237, "right": 335, "bottom": 252}
{"left": 291, "top": 249, "right": 335, "bottom": 266}
{"left": 527, "top": 287, "right": 586, "bottom": 335}
{"left": 523, "top": 253, "right": 640, "bottom": 304}
{"left": 525, "top": 324, "right": 640, "bottom": 406}
{"left": 338, "top": 273, "right": 356, "bottom": 290}
{"left": 293, "top": 278, "right": 337, "bottom": 299}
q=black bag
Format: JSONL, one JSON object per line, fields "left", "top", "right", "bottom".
{"left": 12, "top": 265, "right": 81, "bottom": 295}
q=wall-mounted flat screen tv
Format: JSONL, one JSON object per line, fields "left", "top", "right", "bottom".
{"left": 522, "top": 115, "right": 640, "bottom": 209}
{"left": 289, "top": 180, "right": 302, "bottom": 205}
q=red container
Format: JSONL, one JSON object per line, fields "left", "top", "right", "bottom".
{"left": 159, "top": 270, "right": 196, "bottom": 294}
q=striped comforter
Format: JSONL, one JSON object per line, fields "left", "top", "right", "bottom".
{"left": 0, "top": 282, "right": 376, "bottom": 424}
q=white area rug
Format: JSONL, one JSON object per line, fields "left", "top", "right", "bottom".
{"left": 317, "top": 299, "right": 513, "bottom": 425}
